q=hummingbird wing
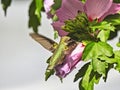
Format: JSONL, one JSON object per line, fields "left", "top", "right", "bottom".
{"left": 30, "top": 33, "right": 58, "bottom": 53}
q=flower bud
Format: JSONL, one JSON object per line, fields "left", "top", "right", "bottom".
{"left": 55, "top": 43, "right": 85, "bottom": 78}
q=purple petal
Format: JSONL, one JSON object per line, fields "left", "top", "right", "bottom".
{"left": 55, "top": 64, "right": 71, "bottom": 78}
{"left": 56, "top": 0, "right": 84, "bottom": 22}
{"left": 66, "top": 43, "right": 85, "bottom": 69}
{"left": 44, "top": 0, "right": 54, "bottom": 13}
{"left": 52, "top": 21, "right": 68, "bottom": 36}
{"left": 84, "top": 0, "right": 112, "bottom": 21}
{"left": 44, "top": 0, "right": 54, "bottom": 18}
{"left": 55, "top": 43, "right": 85, "bottom": 78}
{"left": 99, "top": 3, "right": 120, "bottom": 21}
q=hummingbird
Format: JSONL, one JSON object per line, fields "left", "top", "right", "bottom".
{"left": 30, "top": 33, "right": 77, "bottom": 80}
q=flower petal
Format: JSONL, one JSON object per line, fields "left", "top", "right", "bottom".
{"left": 55, "top": 64, "right": 70, "bottom": 78}
{"left": 55, "top": 43, "right": 85, "bottom": 78}
{"left": 99, "top": 3, "right": 120, "bottom": 21}
{"left": 84, "top": 0, "right": 112, "bottom": 21}
{"left": 66, "top": 43, "right": 85, "bottom": 69}
{"left": 44, "top": 0, "right": 54, "bottom": 18}
{"left": 44, "top": 0, "right": 54, "bottom": 13}
{"left": 56, "top": 0, "right": 84, "bottom": 22}
{"left": 52, "top": 21, "right": 68, "bottom": 36}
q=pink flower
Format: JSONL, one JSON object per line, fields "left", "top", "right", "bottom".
{"left": 55, "top": 43, "right": 85, "bottom": 78}
{"left": 52, "top": 0, "right": 120, "bottom": 36}
{"left": 52, "top": 0, "right": 84, "bottom": 36}
{"left": 84, "top": 0, "right": 120, "bottom": 21}
{"left": 44, "top": 0, "right": 54, "bottom": 18}
{"left": 52, "top": 21, "right": 69, "bottom": 36}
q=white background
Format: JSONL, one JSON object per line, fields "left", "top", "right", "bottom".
{"left": 0, "top": 0, "right": 120, "bottom": 90}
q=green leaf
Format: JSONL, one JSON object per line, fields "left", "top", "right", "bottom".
{"left": 105, "top": 14, "right": 120, "bottom": 26}
{"left": 92, "top": 58, "right": 107, "bottom": 77}
{"left": 82, "top": 42, "right": 113, "bottom": 61}
{"left": 79, "top": 64, "right": 102, "bottom": 90}
{"left": 113, "top": 0, "right": 120, "bottom": 3}
{"left": 116, "top": 37, "right": 120, "bottom": 47}
{"left": 97, "top": 30, "right": 110, "bottom": 42}
{"left": 52, "top": 0, "right": 62, "bottom": 10}
{"left": 90, "top": 21, "right": 115, "bottom": 32}
{"left": 79, "top": 65, "right": 94, "bottom": 90}
{"left": 35, "top": 0, "right": 43, "bottom": 19}
{"left": 89, "top": 71, "right": 102, "bottom": 84}
{"left": 54, "top": 30, "right": 59, "bottom": 39}
{"left": 95, "top": 42, "right": 113, "bottom": 57}
{"left": 28, "top": 0, "right": 41, "bottom": 33}
{"left": 114, "top": 50, "right": 120, "bottom": 72}
{"left": 96, "top": 52, "right": 119, "bottom": 82}
{"left": 82, "top": 42, "right": 96, "bottom": 60}
{"left": 74, "top": 62, "right": 90, "bottom": 82}
{"left": 49, "top": 0, "right": 62, "bottom": 17}
{"left": 103, "top": 64, "right": 113, "bottom": 82}
{"left": 52, "top": 14, "right": 58, "bottom": 21}
{"left": 116, "top": 42, "right": 120, "bottom": 47}
{"left": 45, "top": 69, "right": 54, "bottom": 81}
{"left": 80, "top": 0, "right": 86, "bottom": 3}
{"left": 108, "top": 30, "right": 118, "bottom": 40}
{"left": 1, "top": 0, "right": 12, "bottom": 16}
{"left": 98, "top": 55, "right": 116, "bottom": 64}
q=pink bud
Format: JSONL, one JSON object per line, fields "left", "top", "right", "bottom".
{"left": 55, "top": 43, "right": 85, "bottom": 78}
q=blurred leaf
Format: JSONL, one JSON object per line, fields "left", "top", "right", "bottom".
{"left": 80, "top": 0, "right": 86, "bottom": 3}
{"left": 28, "top": 0, "right": 41, "bottom": 33}
{"left": 35, "top": 0, "right": 43, "bottom": 19}
{"left": 52, "top": 0, "right": 62, "bottom": 10}
{"left": 1, "top": 0, "right": 12, "bottom": 16}
{"left": 113, "top": 0, "right": 120, "bottom": 3}
{"left": 116, "top": 38, "right": 120, "bottom": 47}
{"left": 116, "top": 42, "right": 120, "bottom": 47}
{"left": 52, "top": 14, "right": 58, "bottom": 21}
{"left": 82, "top": 42, "right": 113, "bottom": 61}
{"left": 49, "top": 0, "right": 62, "bottom": 17}
{"left": 74, "top": 62, "right": 90, "bottom": 82}
{"left": 115, "top": 25, "right": 120, "bottom": 31}
{"left": 54, "top": 30, "right": 59, "bottom": 39}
